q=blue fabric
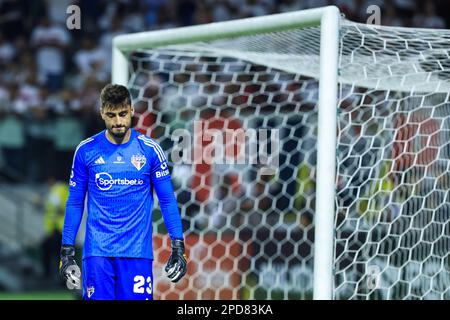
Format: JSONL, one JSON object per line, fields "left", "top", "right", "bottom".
{"left": 82, "top": 256, "right": 153, "bottom": 300}
{"left": 62, "top": 128, "right": 183, "bottom": 259}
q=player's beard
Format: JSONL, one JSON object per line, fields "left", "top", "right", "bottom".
{"left": 109, "top": 121, "right": 131, "bottom": 139}
{"left": 110, "top": 127, "right": 127, "bottom": 138}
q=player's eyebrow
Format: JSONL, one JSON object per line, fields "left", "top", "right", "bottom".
{"left": 105, "top": 110, "right": 129, "bottom": 116}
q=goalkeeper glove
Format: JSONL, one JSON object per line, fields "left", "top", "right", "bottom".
{"left": 59, "top": 244, "right": 81, "bottom": 289}
{"left": 165, "top": 239, "right": 187, "bottom": 283}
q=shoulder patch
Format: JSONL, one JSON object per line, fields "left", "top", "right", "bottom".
{"left": 137, "top": 135, "right": 167, "bottom": 162}
{"left": 71, "top": 137, "right": 94, "bottom": 168}
{"left": 74, "top": 137, "right": 95, "bottom": 156}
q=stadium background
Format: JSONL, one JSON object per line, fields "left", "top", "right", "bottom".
{"left": 0, "top": 0, "right": 448, "bottom": 300}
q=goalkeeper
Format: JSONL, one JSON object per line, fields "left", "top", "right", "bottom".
{"left": 59, "top": 84, "right": 187, "bottom": 300}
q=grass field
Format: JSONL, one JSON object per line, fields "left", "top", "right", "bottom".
{"left": 0, "top": 291, "right": 79, "bottom": 300}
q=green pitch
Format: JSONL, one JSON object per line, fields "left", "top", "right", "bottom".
{"left": 0, "top": 291, "right": 79, "bottom": 300}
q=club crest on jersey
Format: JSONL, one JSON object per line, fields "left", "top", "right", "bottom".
{"left": 131, "top": 154, "right": 146, "bottom": 171}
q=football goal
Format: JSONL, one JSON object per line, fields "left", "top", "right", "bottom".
{"left": 112, "top": 6, "right": 450, "bottom": 300}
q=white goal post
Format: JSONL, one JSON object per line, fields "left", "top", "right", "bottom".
{"left": 113, "top": 6, "right": 339, "bottom": 300}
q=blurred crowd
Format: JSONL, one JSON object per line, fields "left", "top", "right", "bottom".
{"left": 0, "top": 0, "right": 449, "bottom": 183}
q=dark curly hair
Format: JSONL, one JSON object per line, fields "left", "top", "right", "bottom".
{"left": 100, "top": 84, "right": 131, "bottom": 110}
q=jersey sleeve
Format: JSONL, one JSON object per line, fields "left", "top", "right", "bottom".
{"left": 61, "top": 143, "right": 88, "bottom": 246}
{"left": 150, "top": 142, "right": 184, "bottom": 240}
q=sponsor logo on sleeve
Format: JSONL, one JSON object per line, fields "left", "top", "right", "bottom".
{"left": 155, "top": 162, "right": 170, "bottom": 178}
{"left": 69, "top": 169, "right": 76, "bottom": 187}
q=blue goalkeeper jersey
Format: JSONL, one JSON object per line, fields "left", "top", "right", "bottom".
{"left": 62, "top": 128, "right": 184, "bottom": 259}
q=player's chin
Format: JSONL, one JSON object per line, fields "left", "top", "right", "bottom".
{"left": 111, "top": 127, "right": 128, "bottom": 138}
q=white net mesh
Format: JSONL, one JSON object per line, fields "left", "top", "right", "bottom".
{"left": 125, "top": 19, "right": 450, "bottom": 300}
{"left": 335, "top": 21, "right": 450, "bottom": 300}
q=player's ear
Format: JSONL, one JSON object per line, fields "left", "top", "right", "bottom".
{"left": 131, "top": 107, "right": 135, "bottom": 117}
{"left": 100, "top": 107, "right": 105, "bottom": 120}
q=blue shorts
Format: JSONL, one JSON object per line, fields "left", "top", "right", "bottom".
{"left": 82, "top": 256, "right": 153, "bottom": 300}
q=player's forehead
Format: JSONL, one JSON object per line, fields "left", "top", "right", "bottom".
{"left": 102, "top": 104, "right": 132, "bottom": 114}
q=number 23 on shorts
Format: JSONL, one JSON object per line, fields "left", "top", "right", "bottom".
{"left": 133, "top": 275, "right": 153, "bottom": 295}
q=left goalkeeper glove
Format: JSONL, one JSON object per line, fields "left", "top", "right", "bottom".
{"left": 165, "top": 239, "right": 187, "bottom": 283}
{"left": 59, "top": 244, "right": 81, "bottom": 289}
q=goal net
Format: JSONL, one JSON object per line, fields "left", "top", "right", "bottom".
{"left": 115, "top": 7, "right": 450, "bottom": 300}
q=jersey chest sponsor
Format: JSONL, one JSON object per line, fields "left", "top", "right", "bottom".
{"left": 94, "top": 172, "right": 145, "bottom": 191}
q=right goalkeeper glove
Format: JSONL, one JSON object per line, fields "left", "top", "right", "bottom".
{"left": 59, "top": 244, "right": 81, "bottom": 289}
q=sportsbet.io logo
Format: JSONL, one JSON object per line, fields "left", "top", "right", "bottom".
{"left": 95, "top": 172, "right": 144, "bottom": 190}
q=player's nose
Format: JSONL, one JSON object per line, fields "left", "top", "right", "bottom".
{"left": 113, "top": 117, "right": 122, "bottom": 125}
